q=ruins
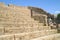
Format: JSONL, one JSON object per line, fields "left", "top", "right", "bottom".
{"left": 0, "top": 3, "right": 60, "bottom": 40}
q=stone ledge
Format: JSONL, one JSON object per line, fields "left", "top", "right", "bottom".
{"left": 31, "top": 33, "right": 60, "bottom": 40}
{"left": 0, "top": 33, "right": 59, "bottom": 40}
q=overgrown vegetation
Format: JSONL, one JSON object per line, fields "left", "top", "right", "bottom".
{"left": 56, "top": 13, "right": 60, "bottom": 23}
{"left": 56, "top": 13, "right": 60, "bottom": 33}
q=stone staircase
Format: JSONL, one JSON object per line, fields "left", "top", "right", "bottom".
{"left": 0, "top": 3, "right": 60, "bottom": 40}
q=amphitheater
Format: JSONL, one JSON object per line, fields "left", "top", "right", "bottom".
{"left": 0, "top": 3, "right": 60, "bottom": 40}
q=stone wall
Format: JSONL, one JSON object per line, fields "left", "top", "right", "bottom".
{"left": 31, "top": 10, "right": 48, "bottom": 26}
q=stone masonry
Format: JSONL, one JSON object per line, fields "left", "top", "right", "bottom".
{"left": 0, "top": 3, "right": 60, "bottom": 40}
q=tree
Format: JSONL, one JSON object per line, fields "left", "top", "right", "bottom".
{"left": 57, "top": 13, "right": 60, "bottom": 23}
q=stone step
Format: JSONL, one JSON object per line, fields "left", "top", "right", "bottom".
{"left": 0, "top": 23, "right": 44, "bottom": 28}
{"left": 4, "top": 27, "right": 51, "bottom": 34}
{"left": 0, "top": 34, "right": 14, "bottom": 40}
{"left": 14, "top": 30, "right": 57, "bottom": 40}
{"left": 0, "top": 29, "right": 57, "bottom": 40}
{"left": 0, "top": 33, "right": 59, "bottom": 40}
{"left": 31, "top": 33, "right": 60, "bottom": 40}
{"left": 0, "top": 24, "right": 44, "bottom": 28}
{"left": 0, "top": 26, "right": 51, "bottom": 34}
{"left": 0, "top": 17, "right": 34, "bottom": 22}
{"left": 0, "top": 26, "right": 57, "bottom": 34}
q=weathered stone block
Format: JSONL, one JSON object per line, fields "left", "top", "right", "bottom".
{"left": 0, "top": 35, "right": 14, "bottom": 40}
{"left": 0, "top": 27, "right": 4, "bottom": 35}
{"left": 5, "top": 27, "right": 25, "bottom": 34}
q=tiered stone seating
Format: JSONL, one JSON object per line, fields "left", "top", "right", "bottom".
{"left": 0, "top": 3, "right": 60, "bottom": 40}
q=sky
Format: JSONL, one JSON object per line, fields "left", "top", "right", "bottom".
{"left": 0, "top": 0, "right": 60, "bottom": 14}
